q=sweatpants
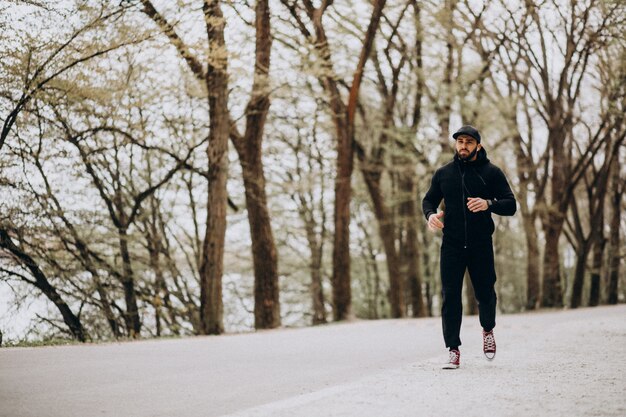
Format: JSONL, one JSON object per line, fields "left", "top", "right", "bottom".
{"left": 440, "top": 240, "right": 497, "bottom": 348}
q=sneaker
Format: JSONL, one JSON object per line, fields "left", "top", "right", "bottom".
{"left": 442, "top": 349, "right": 460, "bottom": 369}
{"left": 483, "top": 330, "right": 496, "bottom": 360}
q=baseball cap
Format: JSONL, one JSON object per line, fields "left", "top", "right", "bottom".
{"left": 452, "top": 125, "right": 481, "bottom": 143}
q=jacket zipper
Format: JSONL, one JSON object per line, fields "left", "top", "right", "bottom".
{"left": 459, "top": 164, "right": 468, "bottom": 249}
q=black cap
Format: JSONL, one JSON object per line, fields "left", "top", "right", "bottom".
{"left": 452, "top": 125, "right": 481, "bottom": 143}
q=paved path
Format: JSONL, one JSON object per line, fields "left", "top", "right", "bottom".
{"left": 1, "top": 306, "right": 625, "bottom": 417}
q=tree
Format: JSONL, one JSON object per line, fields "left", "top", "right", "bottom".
{"left": 565, "top": 143, "right": 615, "bottom": 309}
{"left": 228, "top": 0, "right": 280, "bottom": 329}
{"left": 521, "top": 1, "right": 623, "bottom": 307}
{"left": 276, "top": 98, "right": 331, "bottom": 325}
{"left": 351, "top": 0, "right": 430, "bottom": 318}
{"left": 601, "top": 43, "right": 626, "bottom": 305}
{"left": 280, "top": 0, "right": 387, "bottom": 320}
{"left": 140, "top": 0, "right": 280, "bottom": 333}
{"left": 0, "top": 1, "right": 155, "bottom": 340}
{"left": 607, "top": 156, "right": 625, "bottom": 304}
{"left": 0, "top": 2, "right": 142, "bottom": 152}
{"left": 0, "top": 228, "right": 87, "bottom": 341}
{"left": 483, "top": 0, "right": 623, "bottom": 307}
{"left": 0, "top": 16, "right": 210, "bottom": 338}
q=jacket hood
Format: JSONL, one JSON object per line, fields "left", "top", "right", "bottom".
{"left": 454, "top": 147, "right": 489, "bottom": 166}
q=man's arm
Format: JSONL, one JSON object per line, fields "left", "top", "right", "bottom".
{"left": 489, "top": 167, "right": 516, "bottom": 216}
{"left": 422, "top": 169, "right": 443, "bottom": 221}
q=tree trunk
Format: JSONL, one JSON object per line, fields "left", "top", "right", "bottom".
{"left": 420, "top": 229, "right": 435, "bottom": 317}
{"left": 310, "top": 247, "right": 326, "bottom": 325}
{"left": 568, "top": 195, "right": 592, "bottom": 310}
{"left": 400, "top": 174, "right": 426, "bottom": 317}
{"left": 411, "top": 0, "right": 424, "bottom": 129}
{"left": 145, "top": 206, "right": 178, "bottom": 336}
{"left": 406, "top": 221, "right": 425, "bottom": 317}
{"left": 70, "top": 234, "right": 121, "bottom": 336}
{"left": 588, "top": 236, "right": 604, "bottom": 307}
{"left": 199, "top": 0, "right": 230, "bottom": 335}
{"left": 409, "top": 0, "right": 426, "bottom": 318}
{"left": 512, "top": 128, "right": 542, "bottom": 310}
{"left": 524, "top": 217, "right": 541, "bottom": 310}
{"left": 227, "top": 0, "right": 280, "bottom": 330}
{"left": 306, "top": 0, "right": 386, "bottom": 322}
{"left": 362, "top": 171, "right": 405, "bottom": 318}
{"left": 541, "top": 128, "right": 568, "bottom": 308}
{"left": 572, "top": 138, "right": 614, "bottom": 307}
{"left": 0, "top": 229, "right": 87, "bottom": 342}
{"left": 425, "top": 282, "right": 433, "bottom": 317}
{"left": 570, "top": 245, "right": 590, "bottom": 309}
{"left": 607, "top": 161, "right": 622, "bottom": 304}
{"left": 300, "top": 202, "right": 327, "bottom": 325}
{"left": 293, "top": 150, "right": 328, "bottom": 325}
{"left": 357, "top": 218, "right": 383, "bottom": 319}
{"left": 199, "top": 147, "right": 228, "bottom": 335}
{"left": 541, "top": 220, "right": 564, "bottom": 307}
{"left": 156, "top": 209, "right": 188, "bottom": 335}
{"left": 240, "top": 155, "right": 280, "bottom": 329}
{"left": 582, "top": 182, "right": 608, "bottom": 308}
{"left": 118, "top": 227, "right": 141, "bottom": 337}
{"left": 142, "top": 0, "right": 277, "bottom": 333}
{"left": 438, "top": 0, "right": 455, "bottom": 152}
{"left": 95, "top": 278, "right": 121, "bottom": 338}
{"left": 332, "top": 125, "right": 354, "bottom": 321}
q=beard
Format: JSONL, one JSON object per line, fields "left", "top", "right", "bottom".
{"left": 457, "top": 147, "right": 478, "bottom": 161}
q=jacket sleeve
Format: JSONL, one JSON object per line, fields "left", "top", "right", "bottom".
{"left": 489, "top": 167, "right": 516, "bottom": 216}
{"left": 422, "top": 169, "right": 443, "bottom": 221}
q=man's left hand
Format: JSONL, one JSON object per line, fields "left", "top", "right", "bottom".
{"left": 467, "top": 197, "right": 489, "bottom": 212}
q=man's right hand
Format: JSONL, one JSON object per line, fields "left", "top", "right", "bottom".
{"left": 428, "top": 212, "right": 444, "bottom": 232}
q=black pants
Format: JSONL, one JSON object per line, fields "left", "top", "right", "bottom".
{"left": 440, "top": 240, "right": 497, "bottom": 348}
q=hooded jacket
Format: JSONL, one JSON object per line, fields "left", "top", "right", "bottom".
{"left": 422, "top": 148, "right": 516, "bottom": 247}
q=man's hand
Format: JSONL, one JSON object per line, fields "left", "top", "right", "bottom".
{"left": 467, "top": 197, "right": 489, "bottom": 212}
{"left": 428, "top": 212, "right": 444, "bottom": 232}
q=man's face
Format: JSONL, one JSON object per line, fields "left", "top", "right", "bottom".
{"left": 455, "top": 135, "right": 481, "bottom": 161}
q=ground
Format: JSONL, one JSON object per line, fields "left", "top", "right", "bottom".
{"left": 1, "top": 305, "right": 624, "bottom": 417}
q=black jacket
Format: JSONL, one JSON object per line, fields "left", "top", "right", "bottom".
{"left": 422, "top": 148, "right": 516, "bottom": 247}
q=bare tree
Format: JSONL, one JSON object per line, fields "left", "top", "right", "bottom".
{"left": 565, "top": 142, "right": 615, "bottom": 308}
{"left": 280, "top": 0, "right": 387, "bottom": 320}
{"left": 482, "top": 0, "right": 624, "bottom": 307}
{"left": 228, "top": 0, "right": 280, "bottom": 330}
{"left": 607, "top": 155, "right": 625, "bottom": 305}
{"left": 0, "top": 228, "right": 87, "bottom": 341}
{"left": 0, "top": 2, "right": 143, "bottom": 152}
{"left": 140, "top": 0, "right": 280, "bottom": 332}
{"left": 282, "top": 115, "right": 330, "bottom": 325}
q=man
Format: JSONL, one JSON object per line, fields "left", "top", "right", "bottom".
{"left": 422, "top": 125, "right": 516, "bottom": 369}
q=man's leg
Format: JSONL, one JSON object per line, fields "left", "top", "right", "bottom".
{"left": 467, "top": 242, "right": 497, "bottom": 332}
{"left": 440, "top": 242, "right": 467, "bottom": 348}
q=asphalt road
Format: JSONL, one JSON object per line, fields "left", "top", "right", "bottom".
{"left": 2, "top": 306, "right": 625, "bottom": 417}
{"left": 1, "top": 314, "right": 442, "bottom": 417}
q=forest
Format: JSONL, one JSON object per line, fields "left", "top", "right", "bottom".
{"left": 0, "top": 0, "right": 624, "bottom": 344}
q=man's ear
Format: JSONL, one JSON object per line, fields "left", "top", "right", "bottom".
{"left": 477, "top": 143, "right": 482, "bottom": 151}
